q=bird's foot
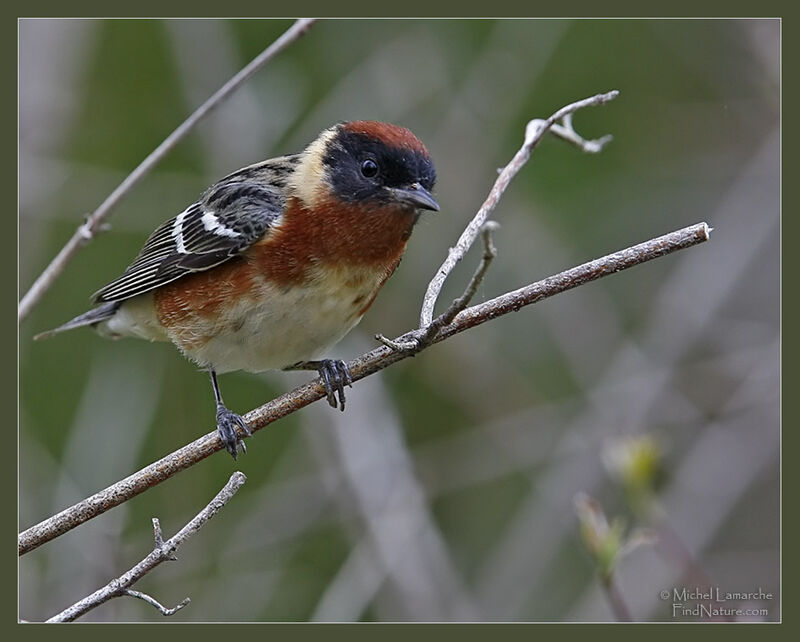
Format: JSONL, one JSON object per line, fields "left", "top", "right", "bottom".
{"left": 216, "top": 405, "right": 251, "bottom": 459}
{"left": 286, "top": 359, "right": 353, "bottom": 410}
{"left": 317, "top": 359, "right": 353, "bottom": 410}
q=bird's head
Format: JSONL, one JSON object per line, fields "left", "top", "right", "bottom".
{"left": 292, "top": 121, "right": 438, "bottom": 215}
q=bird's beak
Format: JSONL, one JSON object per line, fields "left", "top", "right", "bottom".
{"left": 389, "top": 183, "right": 440, "bottom": 212}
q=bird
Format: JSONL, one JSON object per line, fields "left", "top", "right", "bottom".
{"left": 36, "top": 121, "right": 439, "bottom": 459}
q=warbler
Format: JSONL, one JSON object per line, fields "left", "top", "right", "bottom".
{"left": 37, "top": 121, "right": 439, "bottom": 458}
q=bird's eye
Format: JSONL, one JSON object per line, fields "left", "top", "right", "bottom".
{"left": 360, "top": 159, "right": 379, "bottom": 178}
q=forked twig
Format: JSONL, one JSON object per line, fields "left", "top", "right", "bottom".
{"left": 44, "top": 472, "right": 246, "bottom": 622}
{"left": 418, "top": 90, "right": 619, "bottom": 330}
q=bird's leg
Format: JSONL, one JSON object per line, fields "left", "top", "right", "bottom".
{"left": 286, "top": 359, "right": 353, "bottom": 410}
{"left": 210, "top": 370, "right": 251, "bottom": 459}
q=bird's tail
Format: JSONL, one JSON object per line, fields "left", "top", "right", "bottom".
{"left": 33, "top": 301, "right": 121, "bottom": 341}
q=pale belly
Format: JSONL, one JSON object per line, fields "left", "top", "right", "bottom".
{"left": 184, "top": 276, "right": 369, "bottom": 373}
{"left": 102, "top": 265, "right": 384, "bottom": 374}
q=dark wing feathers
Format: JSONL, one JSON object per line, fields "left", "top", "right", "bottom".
{"left": 92, "top": 155, "right": 300, "bottom": 304}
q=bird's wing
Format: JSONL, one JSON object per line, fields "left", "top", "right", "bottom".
{"left": 92, "top": 155, "right": 300, "bottom": 304}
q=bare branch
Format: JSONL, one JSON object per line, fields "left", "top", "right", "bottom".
{"left": 19, "top": 222, "right": 710, "bottom": 556}
{"left": 122, "top": 590, "right": 190, "bottom": 617}
{"left": 18, "top": 18, "right": 317, "bottom": 323}
{"left": 152, "top": 518, "right": 177, "bottom": 561}
{"left": 418, "top": 90, "right": 619, "bottom": 329}
{"left": 448, "top": 221, "right": 500, "bottom": 318}
{"left": 374, "top": 333, "right": 418, "bottom": 352}
{"left": 548, "top": 113, "right": 614, "bottom": 153}
{"left": 377, "top": 220, "right": 500, "bottom": 352}
{"left": 44, "top": 471, "right": 246, "bottom": 623}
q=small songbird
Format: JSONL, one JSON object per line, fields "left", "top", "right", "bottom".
{"left": 37, "top": 121, "right": 439, "bottom": 458}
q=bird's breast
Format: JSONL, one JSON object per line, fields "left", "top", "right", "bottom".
{"left": 251, "top": 196, "right": 416, "bottom": 287}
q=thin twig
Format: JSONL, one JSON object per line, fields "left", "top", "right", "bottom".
{"left": 377, "top": 220, "right": 500, "bottom": 352}
{"left": 418, "top": 90, "right": 619, "bottom": 329}
{"left": 18, "top": 18, "right": 317, "bottom": 323}
{"left": 122, "top": 590, "right": 190, "bottom": 617}
{"left": 44, "top": 471, "right": 246, "bottom": 623}
{"left": 446, "top": 221, "right": 500, "bottom": 320}
{"left": 151, "top": 517, "right": 177, "bottom": 560}
{"left": 548, "top": 113, "right": 614, "bottom": 153}
{"left": 374, "top": 333, "right": 418, "bottom": 352}
{"left": 18, "top": 222, "right": 710, "bottom": 556}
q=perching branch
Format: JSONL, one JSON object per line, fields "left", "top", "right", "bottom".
{"left": 19, "top": 221, "right": 710, "bottom": 556}
{"left": 418, "top": 90, "right": 619, "bottom": 330}
{"left": 18, "top": 18, "right": 316, "bottom": 323}
{"left": 45, "top": 472, "right": 246, "bottom": 623}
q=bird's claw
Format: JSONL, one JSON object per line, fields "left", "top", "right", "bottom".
{"left": 317, "top": 359, "right": 352, "bottom": 411}
{"left": 216, "top": 405, "right": 251, "bottom": 459}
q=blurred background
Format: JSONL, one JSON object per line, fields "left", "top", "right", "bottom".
{"left": 18, "top": 19, "right": 780, "bottom": 622}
